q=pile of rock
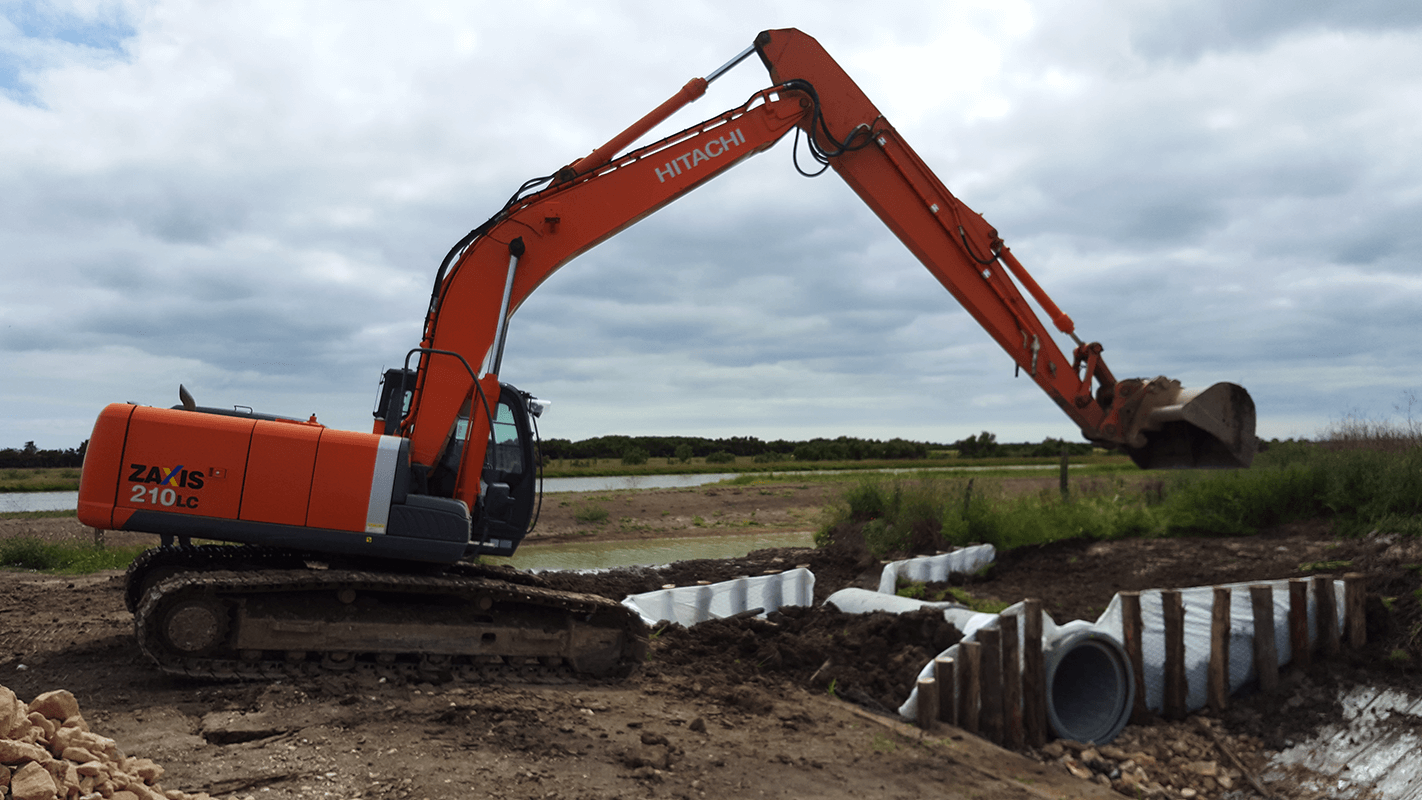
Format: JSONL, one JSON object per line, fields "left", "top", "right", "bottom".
{"left": 1, "top": 684, "right": 207, "bottom": 800}
{"left": 1037, "top": 717, "right": 1267, "bottom": 800}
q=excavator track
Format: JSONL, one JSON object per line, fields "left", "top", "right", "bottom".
{"left": 129, "top": 551, "right": 646, "bottom": 683}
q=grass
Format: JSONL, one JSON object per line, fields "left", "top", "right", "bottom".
{"left": 540, "top": 453, "right": 1136, "bottom": 479}
{"left": 0, "top": 537, "right": 147, "bottom": 574}
{"left": 572, "top": 503, "right": 609, "bottom": 524}
{"left": 820, "top": 434, "right": 1422, "bottom": 559}
{"left": 0, "top": 467, "right": 81, "bottom": 493}
{"left": 0, "top": 509, "right": 78, "bottom": 520}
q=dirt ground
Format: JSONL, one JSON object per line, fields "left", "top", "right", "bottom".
{"left": 2, "top": 479, "right": 1420, "bottom": 800}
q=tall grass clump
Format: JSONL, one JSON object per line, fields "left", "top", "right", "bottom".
{"left": 0, "top": 537, "right": 148, "bottom": 573}
{"left": 1157, "top": 414, "right": 1422, "bottom": 537}
{"left": 822, "top": 475, "right": 966, "bottom": 554}
{"left": 939, "top": 487, "right": 1162, "bottom": 551}
{"left": 822, "top": 474, "right": 1164, "bottom": 557}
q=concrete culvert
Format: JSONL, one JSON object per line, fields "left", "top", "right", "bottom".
{"left": 1043, "top": 625, "right": 1134, "bottom": 744}
{"left": 824, "top": 588, "right": 1137, "bottom": 744}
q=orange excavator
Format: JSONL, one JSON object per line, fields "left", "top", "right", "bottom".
{"left": 77, "top": 29, "right": 1256, "bottom": 681}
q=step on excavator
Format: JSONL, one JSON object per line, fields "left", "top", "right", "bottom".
{"left": 77, "top": 28, "right": 1257, "bottom": 682}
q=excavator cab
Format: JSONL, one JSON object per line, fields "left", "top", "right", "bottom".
{"left": 467, "top": 385, "right": 541, "bottom": 557}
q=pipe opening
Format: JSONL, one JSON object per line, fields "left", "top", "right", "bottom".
{"left": 1045, "top": 631, "right": 1134, "bottom": 744}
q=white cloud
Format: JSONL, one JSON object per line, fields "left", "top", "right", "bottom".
{"left": 3, "top": 0, "right": 1421, "bottom": 455}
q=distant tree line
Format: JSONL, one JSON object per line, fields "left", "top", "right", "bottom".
{"left": 1, "top": 430, "right": 1096, "bottom": 471}
{"left": 950, "top": 432, "right": 1094, "bottom": 459}
{"left": 540, "top": 432, "right": 1094, "bottom": 462}
{"left": 0, "top": 441, "right": 88, "bottom": 469}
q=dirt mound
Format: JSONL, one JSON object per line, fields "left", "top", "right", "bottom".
{"left": 650, "top": 605, "right": 962, "bottom": 715}
{"left": 1, "top": 684, "right": 202, "bottom": 800}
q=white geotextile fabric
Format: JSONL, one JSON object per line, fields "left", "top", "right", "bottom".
{"left": 1091, "top": 578, "right": 1345, "bottom": 714}
{"left": 877, "top": 544, "right": 997, "bottom": 594}
{"left": 620, "top": 567, "right": 815, "bottom": 627}
{"left": 894, "top": 577, "right": 1346, "bottom": 723}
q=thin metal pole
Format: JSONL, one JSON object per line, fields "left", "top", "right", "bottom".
{"left": 706, "top": 44, "right": 756, "bottom": 84}
{"left": 489, "top": 237, "right": 524, "bottom": 377}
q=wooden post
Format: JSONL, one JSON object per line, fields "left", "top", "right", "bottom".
{"left": 935, "top": 657, "right": 956, "bottom": 725}
{"left": 1000, "top": 614, "right": 1024, "bottom": 750}
{"left": 1059, "top": 445, "right": 1069, "bottom": 500}
{"left": 1345, "top": 573, "right": 1367, "bottom": 650}
{"left": 979, "top": 627, "right": 1004, "bottom": 744}
{"left": 1315, "top": 575, "right": 1340, "bottom": 657}
{"left": 1120, "top": 591, "right": 1151, "bottom": 724}
{"left": 1250, "top": 584, "right": 1279, "bottom": 694}
{"left": 1208, "top": 587, "right": 1231, "bottom": 712}
{"left": 917, "top": 677, "right": 938, "bottom": 731}
{"left": 1021, "top": 599, "right": 1046, "bottom": 748}
{"left": 91, "top": 527, "right": 105, "bottom": 548}
{"left": 1162, "top": 589, "right": 1187, "bottom": 720}
{"left": 1288, "top": 578, "right": 1311, "bottom": 669}
{"left": 958, "top": 640, "right": 981, "bottom": 735}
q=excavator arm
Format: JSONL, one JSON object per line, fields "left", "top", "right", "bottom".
{"left": 405, "top": 28, "right": 1257, "bottom": 521}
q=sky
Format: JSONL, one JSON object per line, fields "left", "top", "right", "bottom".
{"left": 3, "top": 0, "right": 1421, "bottom": 451}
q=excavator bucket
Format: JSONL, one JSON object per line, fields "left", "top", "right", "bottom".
{"left": 1120, "top": 380, "right": 1258, "bottom": 470}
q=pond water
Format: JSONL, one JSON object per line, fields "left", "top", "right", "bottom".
{"left": 0, "top": 491, "right": 77, "bottom": 513}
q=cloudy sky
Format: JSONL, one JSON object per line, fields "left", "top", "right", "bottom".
{"left": 3, "top": 0, "right": 1420, "bottom": 451}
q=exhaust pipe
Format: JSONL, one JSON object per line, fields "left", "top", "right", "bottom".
{"left": 826, "top": 588, "right": 1135, "bottom": 744}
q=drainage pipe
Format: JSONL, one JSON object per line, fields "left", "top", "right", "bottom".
{"left": 825, "top": 588, "right": 1134, "bottom": 744}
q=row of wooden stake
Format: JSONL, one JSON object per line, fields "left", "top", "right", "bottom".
{"left": 914, "top": 573, "right": 1368, "bottom": 748}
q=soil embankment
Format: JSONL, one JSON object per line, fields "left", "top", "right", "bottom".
{"left": 2, "top": 479, "right": 1419, "bottom": 800}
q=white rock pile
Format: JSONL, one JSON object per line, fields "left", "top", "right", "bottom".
{"left": 1, "top": 684, "right": 208, "bottom": 800}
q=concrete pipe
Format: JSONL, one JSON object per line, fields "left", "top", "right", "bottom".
{"left": 1042, "top": 621, "right": 1134, "bottom": 744}
{"left": 824, "top": 588, "right": 1135, "bottom": 744}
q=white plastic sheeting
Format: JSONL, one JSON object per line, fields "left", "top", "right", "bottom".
{"left": 1267, "top": 684, "right": 1422, "bottom": 800}
{"left": 876, "top": 544, "right": 997, "bottom": 594}
{"left": 1090, "top": 578, "right": 1345, "bottom": 714}
{"left": 893, "top": 577, "right": 1346, "bottom": 736}
{"left": 620, "top": 568, "right": 815, "bottom": 627}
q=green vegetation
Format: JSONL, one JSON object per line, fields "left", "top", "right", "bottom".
{"left": 894, "top": 578, "right": 1011, "bottom": 613}
{"left": 0, "top": 467, "right": 82, "bottom": 493}
{"left": 572, "top": 503, "right": 609, "bottom": 524}
{"left": 821, "top": 436, "right": 1422, "bottom": 559}
{"left": 0, "top": 537, "right": 147, "bottom": 574}
{"left": 0, "top": 509, "right": 78, "bottom": 520}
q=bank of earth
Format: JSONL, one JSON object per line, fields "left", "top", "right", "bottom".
{"left": 2, "top": 477, "right": 1419, "bottom": 800}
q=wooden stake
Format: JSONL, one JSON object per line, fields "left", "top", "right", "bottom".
{"left": 1208, "top": 587, "right": 1230, "bottom": 712}
{"left": 935, "top": 656, "right": 956, "bottom": 726}
{"left": 1315, "top": 574, "right": 1340, "bottom": 657}
{"left": 1021, "top": 599, "right": 1046, "bottom": 748}
{"left": 1120, "top": 591, "right": 1151, "bottom": 725}
{"left": 1000, "top": 614, "right": 1024, "bottom": 750}
{"left": 917, "top": 677, "right": 938, "bottom": 731}
{"left": 1059, "top": 444, "right": 1069, "bottom": 500}
{"left": 1250, "top": 585, "right": 1279, "bottom": 694}
{"left": 1288, "top": 578, "right": 1311, "bottom": 669}
{"left": 979, "top": 627, "right": 1004, "bottom": 745}
{"left": 1345, "top": 573, "right": 1367, "bottom": 650}
{"left": 958, "top": 640, "right": 981, "bottom": 735}
{"left": 1163, "top": 589, "right": 1187, "bottom": 721}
